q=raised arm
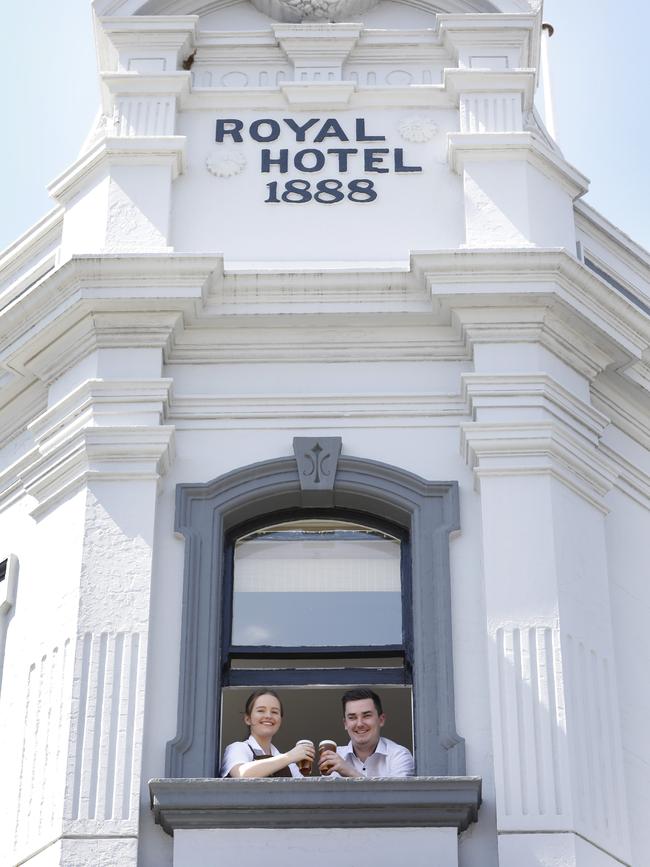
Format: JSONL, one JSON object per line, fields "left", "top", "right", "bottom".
{"left": 224, "top": 741, "right": 315, "bottom": 779}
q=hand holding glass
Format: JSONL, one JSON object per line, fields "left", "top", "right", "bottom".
{"left": 294, "top": 740, "right": 315, "bottom": 776}
{"left": 318, "top": 740, "right": 338, "bottom": 775}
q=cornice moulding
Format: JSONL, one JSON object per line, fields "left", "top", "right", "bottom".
{"left": 460, "top": 420, "right": 617, "bottom": 511}
{"left": 0, "top": 252, "right": 57, "bottom": 317}
{"left": 444, "top": 67, "right": 534, "bottom": 108}
{"left": 193, "top": 46, "right": 287, "bottom": 64}
{"left": 186, "top": 84, "right": 454, "bottom": 111}
{"left": 447, "top": 131, "right": 589, "bottom": 198}
{"left": 412, "top": 249, "right": 650, "bottom": 362}
{"left": 0, "top": 255, "right": 221, "bottom": 376}
{"left": 0, "top": 381, "right": 47, "bottom": 452}
{"left": 591, "top": 373, "right": 650, "bottom": 452}
{"left": 273, "top": 22, "right": 364, "bottom": 39}
{"left": 599, "top": 442, "right": 650, "bottom": 511}
{"left": 575, "top": 202, "right": 650, "bottom": 283}
{"left": 449, "top": 304, "right": 616, "bottom": 380}
{"left": 150, "top": 776, "right": 482, "bottom": 834}
{"left": 196, "top": 31, "right": 280, "bottom": 48}
{"left": 101, "top": 71, "right": 192, "bottom": 100}
{"left": 21, "top": 425, "right": 176, "bottom": 520}
{"left": 166, "top": 337, "right": 468, "bottom": 364}
{"left": 168, "top": 391, "right": 467, "bottom": 422}
{"left": 100, "top": 14, "right": 198, "bottom": 52}
{"left": 437, "top": 12, "right": 537, "bottom": 69}
{"left": 0, "top": 209, "right": 63, "bottom": 286}
{"left": 2, "top": 250, "right": 649, "bottom": 386}
{"left": 281, "top": 82, "right": 356, "bottom": 108}
{"left": 461, "top": 373, "right": 610, "bottom": 444}
{"left": 357, "top": 28, "right": 443, "bottom": 47}
{"left": 437, "top": 12, "right": 536, "bottom": 30}
{"left": 48, "top": 136, "right": 187, "bottom": 204}
{"left": 28, "top": 379, "right": 174, "bottom": 448}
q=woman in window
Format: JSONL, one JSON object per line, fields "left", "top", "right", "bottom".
{"left": 220, "top": 689, "right": 315, "bottom": 778}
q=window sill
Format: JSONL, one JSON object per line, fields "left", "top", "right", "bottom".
{"left": 149, "top": 776, "right": 482, "bottom": 836}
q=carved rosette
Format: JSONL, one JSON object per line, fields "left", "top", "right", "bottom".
{"left": 206, "top": 149, "right": 247, "bottom": 178}
{"left": 398, "top": 117, "right": 439, "bottom": 143}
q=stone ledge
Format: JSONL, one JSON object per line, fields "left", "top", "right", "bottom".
{"left": 149, "top": 776, "right": 482, "bottom": 836}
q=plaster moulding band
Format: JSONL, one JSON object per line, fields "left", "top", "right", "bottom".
{"left": 0, "top": 381, "right": 47, "bottom": 451}
{"left": 599, "top": 442, "right": 650, "bottom": 511}
{"left": 27, "top": 379, "right": 174, "bottom": 448}
{"left": 168, "top": 391, "right": 467, "bottom": 423}
{"left": 100, "top": 14, "right": 199, "bottom": 37}
{"left": 184, "top": 85, "right": 456, "bottom": 111}
{"left": 450, "top": 305, "right": 617, "bottom": 381}
{"left": 0, "top": 254, "right": 221, "bottom": 373}
{"left": 20, "top": 425, "right": 176, "bottom": 520}
{"left": 100, "top": 71, "right": 191, "bottom": 111}
{"left": 591, "top": 372, "right": 650, "bottom": 452}
{"left": 460, "top": 420, "right": 617, "bottom": 511}
{"left": 273, "top": 21, "right": 364, "bottom": 47}
{"left": 461, "top": 373, "right": 611, "bottom": 445}
{"left": 99, "top": 15, "right": 198, "bottom": 64}
{"left": 436, "top": 12, "right": 537, "bottom": 48}
{"left": 281, "top": 82, "right": 356, "bottom": 109}
{"left": 447, "top": 131, "right": 589, "bottom": 199}
{"left": 11, "top": 311, "right": 182, "bottom": 383}
{"left": 444, "top": 68, "right": 535, "bottom": 110}
{"left": 411, "top": 249, "right": 650, "bottom": 365}
{"left": 47, "top": 136, "right": 187, "bottom": 205}
{"left": 575, "top": 200, "right": 650, "bottom": 279}
{"left": 150, "top": 776, "right": 482, "bottom": 835}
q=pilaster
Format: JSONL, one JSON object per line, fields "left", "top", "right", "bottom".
{"left": 461, "top": 351, "right": 632, "bottom": 865}
{"left": 6, "top": 311, "right": 175, "bottom": 866}
{"left": 440, "top": 19, "right": 587, "bottom": 251}
{"left": 51, "top": 16, "right": 197, "bottom": 259}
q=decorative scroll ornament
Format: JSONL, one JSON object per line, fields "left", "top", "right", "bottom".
{"left": 206, "top": 149, "right": 247, "bottom": 178}
{"left": 398, "top": 116, "right": 439, "bottom": 143}
{"left": 293, "top": 437, "right": 342, "bottom": 492}
{"left": 252, "top": 0, "right": 378, "bottom": 21}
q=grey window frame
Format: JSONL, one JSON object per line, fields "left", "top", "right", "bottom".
{"left": 166, "top": 453, "right": 464, "bottom": 777}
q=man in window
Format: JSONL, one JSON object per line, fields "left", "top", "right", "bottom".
{"left": 319, "top": 688, "right": 414, "bottom": 778}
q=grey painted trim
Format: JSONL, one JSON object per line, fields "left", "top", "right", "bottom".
{"left": 150, "top": 776, "right": 482, "bottom": 835}
{"left": 167, "top": 454, "right": 462, "bottom": 778}
{"left": 293, "top": 436, "right": 341, "bottom": 505}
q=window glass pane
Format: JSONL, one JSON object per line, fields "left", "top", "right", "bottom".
{"left": 232, "top": 520, "right": 402, "bottom": 646}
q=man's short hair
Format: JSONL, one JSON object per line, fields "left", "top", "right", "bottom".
{"left": 341, "top": 688, "right": 383, "bottom": 716}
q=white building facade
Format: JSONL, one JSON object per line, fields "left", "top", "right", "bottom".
{"left": 0, "top": 1, "right": 649, "bottom": 866}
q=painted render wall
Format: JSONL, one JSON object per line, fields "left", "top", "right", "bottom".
{"left": 0, "top": 3, "right": 649, "bottom": 867}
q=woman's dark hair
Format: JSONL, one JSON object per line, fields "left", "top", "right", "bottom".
{"left": 244, "top": 689, "right": 284, "bottom": 719}
{"left": 341, "top": 687, "right": 383, "bottom": 716}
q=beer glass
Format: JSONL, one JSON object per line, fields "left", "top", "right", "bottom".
{"left": 296, "top": 739, "right": 314, "bottom": 776}
{"left": 318, "top": 739, "right": 337, "bottom": 775}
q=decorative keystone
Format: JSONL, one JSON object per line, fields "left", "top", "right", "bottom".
{"left": 293, "top": 437, "right": 341, "bottom": 505}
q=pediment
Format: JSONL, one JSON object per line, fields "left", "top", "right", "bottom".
{"left": 93, "top": 0, "right": 516, "bottom": 20}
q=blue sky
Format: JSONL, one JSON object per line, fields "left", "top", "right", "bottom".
{"left": 1, "top": 0, "right": 648, "bottom": 253}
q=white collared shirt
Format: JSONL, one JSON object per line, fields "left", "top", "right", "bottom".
{"left": 336, "top": 736, "right": 414, "bottom": 777}
{"left": 220, "top": 734, "right": 302, "bottom": 778}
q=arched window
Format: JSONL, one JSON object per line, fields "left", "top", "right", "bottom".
{"left": 221, "top": 513, "right": 413, "bottom": 751}
{"left": 166, "top": 446, "right": 463, "bottom": 778}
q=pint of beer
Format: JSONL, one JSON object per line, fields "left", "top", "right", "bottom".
{"left": 318, "top": 739, "right": 337, "bottom": 775}
{"left": 295, "top": 739, "right": 314, "bottom": 776}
